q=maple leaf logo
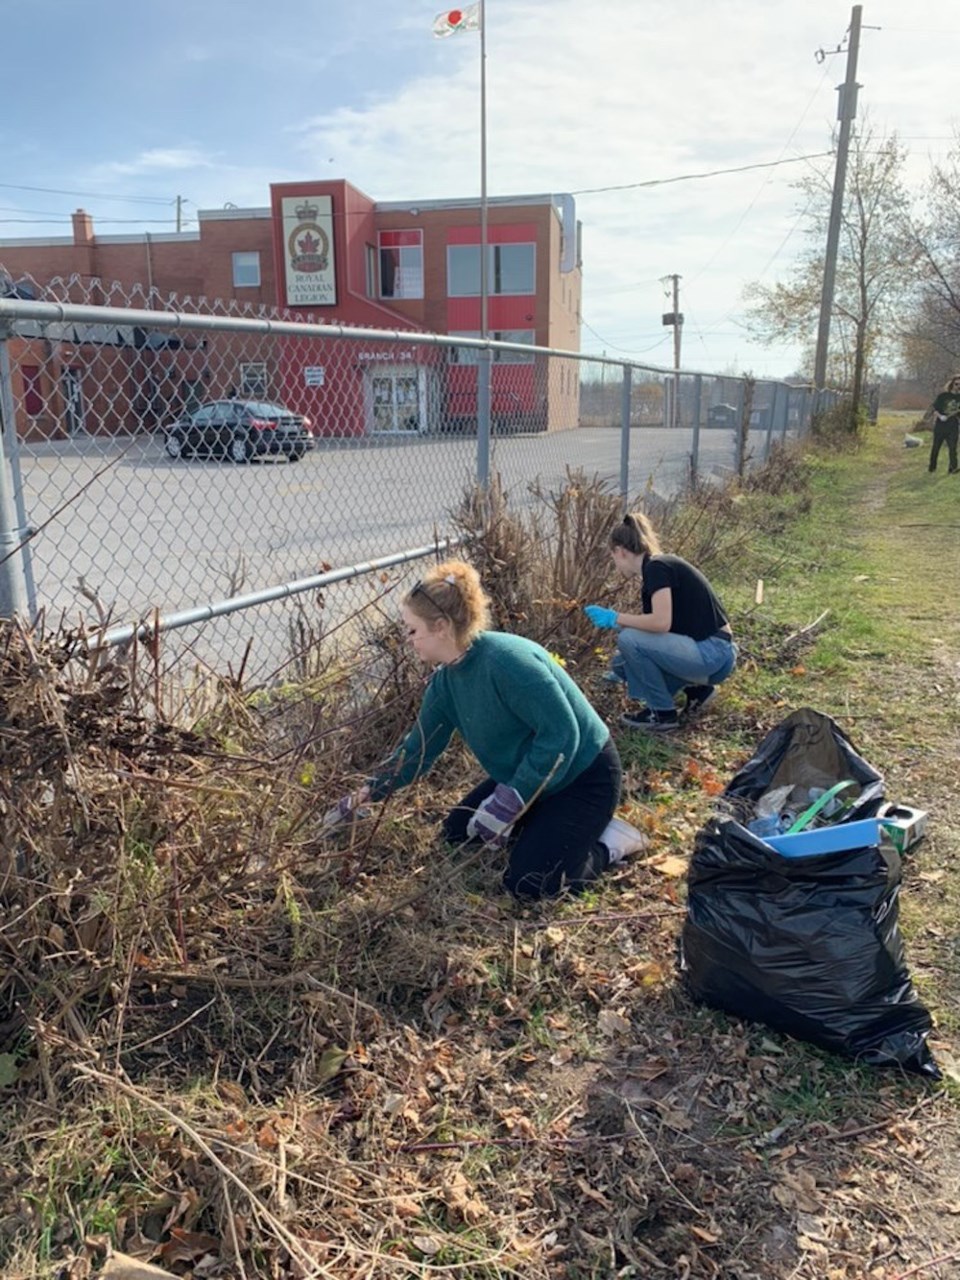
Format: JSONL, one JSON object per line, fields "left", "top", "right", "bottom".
{"left": 297, "top": 231, "right": 320, "bottom": 256}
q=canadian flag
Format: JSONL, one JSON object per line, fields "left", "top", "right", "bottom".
{"left": 433, "top": 3, "right": 481, "bottom": 37}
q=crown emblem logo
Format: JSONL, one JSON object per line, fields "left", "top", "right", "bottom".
{"left": 295, "top": 200, "right": 319, "bottom": 221}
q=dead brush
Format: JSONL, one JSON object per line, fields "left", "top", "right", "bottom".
{"left": 0, "top": 462, "right": 850, "bottom": 1280}
{"left": 451, "top": 468, "right": 625, "bottom": 652}
{"left": 740, "top": 438, "right": 814, "bottom": 498}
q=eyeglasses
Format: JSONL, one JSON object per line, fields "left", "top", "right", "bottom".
{"left": 411, "top": 579, "right": 452, "bottom": 621}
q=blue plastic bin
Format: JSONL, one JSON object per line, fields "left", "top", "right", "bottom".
{"left": 762, "top": 817, "right": 882, "bottom": 858}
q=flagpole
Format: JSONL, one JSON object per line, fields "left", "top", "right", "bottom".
{"left": 476, "top": 0, "right": 492, "bottom": 490}
{"left": 479, "top": 0, "right": 488, "bottom": 340}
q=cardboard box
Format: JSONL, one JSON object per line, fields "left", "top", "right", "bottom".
{"left": 879, "top": 805, "right": 928, "bottom": 855}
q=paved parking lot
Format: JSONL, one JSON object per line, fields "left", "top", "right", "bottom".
{"left": 15, "top": 423, "right": 783, "bottom": 675}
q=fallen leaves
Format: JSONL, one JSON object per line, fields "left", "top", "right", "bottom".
{"left": 314, "top": 1045, "right": 349, "bottom": 1084}
{"left": 597, "top": 1008, "right": 632, "bottom": 1037}
{"left": 773, "top": 1168, "right": 822, "bottom": 1214}
{"left": 100, "top": 1257, "right": 179, "bottom": 1280}
{"left": 159, "top": 1228, "right": 220, "bottom": 1267}
{"left": 441, "top": 1170, "right": 487, "bottom": 1224}
{"left": 650, "top": 854, "right": 688, "bottom": 878}
{"left": 215, "top": 1080, "right": 247, "bottom": 1108}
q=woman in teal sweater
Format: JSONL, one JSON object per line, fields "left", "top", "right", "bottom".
{"left": 326, "top": 560, "right": 644, "bottom": 899}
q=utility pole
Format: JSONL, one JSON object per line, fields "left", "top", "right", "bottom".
{"left": 661, "top": 273, "right": 683, "bottom": 429}
{"left": 175, "top": 195, "right": 183, "bottom": 233}
{"left": 813, "top": 4, "right": 862, "bottom": 391}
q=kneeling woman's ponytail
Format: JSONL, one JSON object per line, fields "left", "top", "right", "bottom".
{"left": 610, "top": 512, "right": 661, "bottom": 557}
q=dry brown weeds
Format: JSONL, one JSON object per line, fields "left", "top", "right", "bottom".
{"left": 1, "top": 456, "right": 956, "bottom": 1280}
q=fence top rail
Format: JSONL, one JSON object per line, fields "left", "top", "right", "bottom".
{"left": 93, "top": 538, "right": 467, "bottom": 651}
{"left": 0, "top": 297, "right": 829, "bottom": 390}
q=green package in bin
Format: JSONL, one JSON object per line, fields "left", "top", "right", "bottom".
{"left": 878, "top": 805, "right": 928, "bottom": 855}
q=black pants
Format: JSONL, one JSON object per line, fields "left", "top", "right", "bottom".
{"left": 442, "top": 738, "right": 622, "bottom": 900}
{"left": 929, "top": 418, "right": 959, "bottom": 472}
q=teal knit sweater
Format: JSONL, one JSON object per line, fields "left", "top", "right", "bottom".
{"left": 368, "top": 631, "right": 609, "bottom": 802}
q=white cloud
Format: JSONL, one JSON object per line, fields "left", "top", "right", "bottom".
{"left": 100, "top": 148, "right": 216, "bottom": 177}
{"left": 284, "top": 0, "right": 960, "bottom": 376}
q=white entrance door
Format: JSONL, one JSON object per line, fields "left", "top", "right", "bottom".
{"left": 368, "top": 370, "right": 422, "bottom": 433}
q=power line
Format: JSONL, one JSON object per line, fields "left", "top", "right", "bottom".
{"left": 581, "top": 318, "right": 671, "bottom": 357}
{"left": 585, "top": 276, "right": 667, "bottom": 299}
{"left": 0, "top": 217, "right": 179, "bottom": 226}
{"left": 569, "top": 152, "right": 834, "bottom": 198}
{"left": 688, "top": 62, "right": 834, "bottom": 287}
{"left": 0, "top": 180, "right": 174, "bottom": 205}
{"left": 0, "top": 204, "right": 177, "bottom": 220}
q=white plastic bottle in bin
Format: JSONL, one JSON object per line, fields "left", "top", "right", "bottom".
{"left": 747, "top": 784, "right": 793, "bottom": 838}
{"left": 748, "top": 813, "right": 783, "bottom": 838}
{"left": 808, "top": 786, "right": 848, "bottom": 820}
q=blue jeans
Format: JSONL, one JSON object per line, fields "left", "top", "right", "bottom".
{"left": 615, "top": 630, "right": 737, "bottom": 711}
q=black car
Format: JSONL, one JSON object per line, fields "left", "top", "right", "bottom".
{"left": 706, "top": 403, "right": 738, "bottom": 428}
{"left": 164, "top": 400, "right": 312, "bottom": 463}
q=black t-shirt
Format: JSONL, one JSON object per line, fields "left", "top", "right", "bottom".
{"left": 641, "top": 554, "right": 729, "bottom": 641}
{"left": 932, "top": 392, "right": 960, "bottom": 425}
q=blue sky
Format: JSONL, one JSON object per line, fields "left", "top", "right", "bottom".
{"left": 2, "top": 0, "right": 957, "bottom": 376}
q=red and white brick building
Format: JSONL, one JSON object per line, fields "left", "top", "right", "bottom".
{"left": 0, "top": 179, "right": 582, "bottom": 439}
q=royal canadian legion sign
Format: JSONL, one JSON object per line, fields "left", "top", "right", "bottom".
{"left": 281, "top": 195, "right": 337, "bottom": 306}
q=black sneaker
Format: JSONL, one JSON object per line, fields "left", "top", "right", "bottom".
{"left": 620, "top": 706, "right": 679, "bottom": 732}
{"left": 683, "top": 684, "right": 717, "bottom": 717}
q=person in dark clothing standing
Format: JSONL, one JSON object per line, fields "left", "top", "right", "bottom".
{"left": 323, "top": 560, "right": 646, "bottom": 899}
{"left": 927, "top": 375, "right": 960, "bottom": 474}
{"left": 584, "top": 512, "right": 737, "bottom": 733}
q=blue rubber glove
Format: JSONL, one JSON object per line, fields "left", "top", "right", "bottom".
{"left": 467, "top": 784, "right": 525, "bottom": 847}
{"left": 584, "top": 604, "right": 619, "bottom": 629}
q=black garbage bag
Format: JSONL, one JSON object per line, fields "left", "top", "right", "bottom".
{"left": 680, "top": 709, "right": 939, "bottom": 1077}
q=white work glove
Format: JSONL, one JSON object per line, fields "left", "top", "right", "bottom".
{"left": 322, "top": 787, "right": 370, "bottom": 831}
{"left": 466, "top": 784, "right": 525, "bottom": 848}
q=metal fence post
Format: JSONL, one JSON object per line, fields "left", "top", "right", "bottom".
{"left": 476, "top": 347, "right": 492, "bottom": 489}
{"left": 764, "top": 383, "right": 780, "bottom": 460}
{"left": 734, "top": 379, "right": 746, "bottom": 474}
{"left": 0, "top": 326, "right": 35, "bottom": 619}
{"left": 781, "top": 386, "right": 792, "bottom": 444}
{"left": 619, "top": 364, "right": 632, "bottom": 510}
{"left": 805, "top": 388, "right": 817, "bottom": 436}
{"left": 690, "top": 373, "right": 702, "bottom": 483}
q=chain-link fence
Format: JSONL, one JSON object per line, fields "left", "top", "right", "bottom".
{"left": 0, "top": 277, "right": 841, "bottom": 682}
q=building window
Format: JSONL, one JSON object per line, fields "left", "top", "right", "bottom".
{"left": 379, "top": 230, "right": 423, "bottom": 299}
{"left": 238, "top": 362, "right": 268, "bottom": 397}
{"left": 232, "top": 251, "right": 261, "bottom": 288}
{"left": 22, "top": 364, "right": 44, "bottom": 415}
{"left": 447, "top": 244, "right": 536, "bottom": 297}
{"left": 449, "top": 331, "right": 535, "bottom": 364}
{"left": 365, "top": 244, "right": 377, "bottom": 298}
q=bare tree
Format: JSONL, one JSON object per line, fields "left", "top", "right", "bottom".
{"left": 744, "top": 124, "right": 917, "bottom": 427}
{"left": 900, "top": 130, "right": 960, "bottom": 390}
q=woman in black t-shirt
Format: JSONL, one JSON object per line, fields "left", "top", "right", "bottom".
{"left": 584, "top": 512, "right": 737, "bottom": 732}
{"left": 927, "top": 375, "right": 960, "bottom": 474}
